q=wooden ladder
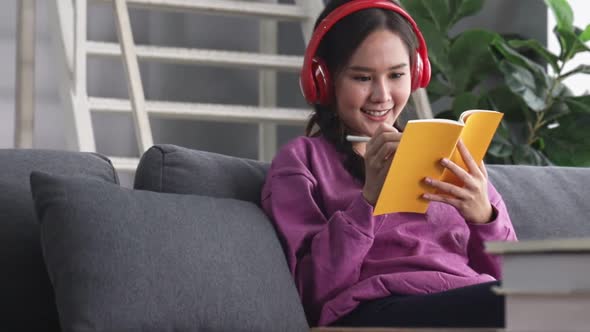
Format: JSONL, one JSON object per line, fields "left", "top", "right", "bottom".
{"left": 49, "top": 0, "right": 432, "bottom": 173}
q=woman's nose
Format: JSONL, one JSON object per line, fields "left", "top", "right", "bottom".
{"left": 370, "top": 79, "right": 390, "bottom": 103}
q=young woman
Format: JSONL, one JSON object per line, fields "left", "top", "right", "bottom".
{"left": 261, "top": 0, "right": 517, "bottom": 328}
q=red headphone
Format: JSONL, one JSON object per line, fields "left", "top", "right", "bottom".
{"left": 300, "top": 0, "right": 431, "bottom": 105}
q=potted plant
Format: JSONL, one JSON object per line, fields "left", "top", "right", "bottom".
{"left": 401, "top": 0, "right": 590, "bottom": 166}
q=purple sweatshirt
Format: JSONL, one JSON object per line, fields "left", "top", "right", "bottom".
{"left": 261, "top": 136, "right": 517, "bottom": 326}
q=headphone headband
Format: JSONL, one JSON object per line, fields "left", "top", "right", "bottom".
{"left": 300, "top": 0, "right": 431, "bottom": 105}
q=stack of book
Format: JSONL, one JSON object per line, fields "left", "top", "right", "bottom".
{"left": 486, "top": 238, "right": 590, "bottom": 332}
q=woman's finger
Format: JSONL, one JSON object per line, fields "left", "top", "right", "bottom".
{"left": 425, "top": 177, "right": 469, "bottom": 200}
{"left": 364, "top": 124, "right": 397, "bottom": 157}
{"left": 367, "top": 131, "right": 401, "bottom": 164}
{"left": 374, "top": 141, "right": 399, "bottom": 166}
{"left": 441, "top": 157, "right": 480, "bottom": 190}
{"left": 422, "top": 192, "right": 462, "bottom": 208}
{"left": 457, "top": 140, "right": 483, "bottom": 178}
{"left": 441, "top": 157, "right": 470, "bottom": 180}
{"left": 480, "top": 160, "right": 488, "bottom": 179}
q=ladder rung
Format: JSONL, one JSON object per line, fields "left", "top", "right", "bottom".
{"left": 86, "top": 41, "right": 302, "bottom": 72}
{"left": 89, "top": 97, "right": 312, "bottom": 125}
{"left": 93, "top": 0, "right": 308, "bottom": 21}
{"left": 109, "top": 156, "right": 140, "bottom": 172}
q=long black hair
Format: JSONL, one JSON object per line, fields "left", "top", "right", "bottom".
{"left": 304, "top": 0, "right": 418, "bottom": 181}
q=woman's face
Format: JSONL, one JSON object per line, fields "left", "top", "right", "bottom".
{"left": 333, "top": 29, "right": 412, "bottom": 137}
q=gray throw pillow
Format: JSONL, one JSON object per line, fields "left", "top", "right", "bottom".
{"left": 0, "top": 149, "right": 118, "bottom": 331}
{"left": 30, "top": 172, "right": 308, "bottom": 332}
{"left": 134, "top": 145, "right": 268, "bottom": 205}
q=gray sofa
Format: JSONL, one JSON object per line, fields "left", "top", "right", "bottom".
{"left": 2, "top": 144, "right": 590, "bottom": 331}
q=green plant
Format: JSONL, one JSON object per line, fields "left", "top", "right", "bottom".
{"left": 401, "top": 0, "right": 590, "bottom": 166}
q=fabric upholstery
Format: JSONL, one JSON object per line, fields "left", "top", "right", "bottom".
{"left": 3, "top": 144, "right": 590, "bottom": 332}
{"left": 135, "top": 146, "right": 590, "bottom": 241}
{"left": 488, "top": 165, "right": 590, "bottom": 239}
{"left": 30, "top": 171, "right": 308, "bottom": 332}
{"left": 0, "top": 149, "right": 118, "bottom": 331}
{"left": 133, "top": 147, "right": 590, "bottom": 249}
{"left": 134, "top": 145, "right": 268, "bottom": 205}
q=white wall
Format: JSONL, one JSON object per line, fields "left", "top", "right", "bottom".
{"left": 1, "top": 0, "right": 70, "bottom": 150}
{"left": 547, "top": 0, "right": 590, "bottom": 95}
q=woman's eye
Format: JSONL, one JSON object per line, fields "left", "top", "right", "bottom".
{"left": 390, "top": 73, "right": 404, "bottom": 79}
{"left": 352, "top": 76, "right": 371, "bottom": 82}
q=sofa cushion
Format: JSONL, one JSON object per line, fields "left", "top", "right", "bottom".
{"left": 133, "top": 146, "right": 590, "bottom": 241}
{"left": 134, "top": 144, "right": 268, "bottom": 205}
{"left": 30, "top": 171, "right": 308, "bottom": 332}
{"left": 0, "top": 149, "right": 118, "bottom": 331}
{"left": 488, "top": 165, "right": 590, "bottom": 240}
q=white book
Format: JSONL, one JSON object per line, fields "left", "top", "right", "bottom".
{"left": 486, "top": 238, "right": 590, "bottom": 293}
{"left": 492, "top": 289, "right": 590, "bottom": 332}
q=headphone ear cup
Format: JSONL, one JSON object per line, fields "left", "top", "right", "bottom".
{"left": 411, "top": 52, "right": 431, "bottom": 91}
{"left": 411, "top": 52, "right": 423, "bottom": 91}
{"left": 300, "top": 61, "right": 317, "bottom": 104}
{"left": 312, "top": 57, "right": 332, "bottom": 105}
{"left": 420, "top": 55, "right": 431, "bottom": 88}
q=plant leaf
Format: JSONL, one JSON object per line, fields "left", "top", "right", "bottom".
{"left": 399, "top": 0, "right": 429, "bottom": 26}
{"left": 542, "top": 98, "right": 571, "bottom": 123}
{"left": 491, "top": 38, "right": 547, "bottom": 78}
{"left": 581, "top": 24, "right": 590, "bottom": 42}
{"left": 452, "top": 92, "right": 480, "bottom": 116}
{"left": 512, "top": 144, "right": 554, "bottom": 166}
{"left": 400, "top": 0, "right": 450, "bottom": 32}
{"left": 418, "top": 20, "right": 452, "bottom": 78}
{"left": 497, "top": 60, "right": 548, "bottom": 112}
{"left": 563, "top": 95, "right": 590, "bottom": 114}
{"left": 487, "top": 121, "right": 514, "bottom": 158}
{"left": 508, "top": 39, "right": 560, "bottom": 73}
{"left": 399, "top": 0, "right": 453, "bottom": 82}
{"left": 543, "top": 100, "right": 571, "bottom": 124}
{"left": 449, "top": 30, "right": 499, "bottom": 92}
{"left": 447, "top": 0, "right": 485, "bottom": 27}
{"left": 491, "top": 39, "right": 555, "bottom": 112}
{"left": 555, "top": 27, "right": 590, "bottom": 61}
{"left": 560, "top": 64, "right": 590, "bottom": 80}
{"left": 484, "top": 86, "right": 529, "bottom": 122}
{"left": 550, "top": 79, "right": 572, "bottom": 99}
{"left": 426, "top": 77, "right": 453, "bottom": 102}
{"left": 488, "top": 141, "right": 514, "bottom": 158}
{"left": 403, "top": 0, "right": 485, "bottom": 36}
{"left": 435, "top": 110, "right": 457, "bottom": 120}
{"left": 545, "top": 0, "right": 574, "bottom": 32}
{"left": 541, "top": 112, "right": 590, "bottom": 166}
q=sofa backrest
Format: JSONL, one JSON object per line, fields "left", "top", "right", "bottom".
{"left": 137, "top": 145, "right": 590, "bottom": 242}
{"left": 487, "top": 165, "right": 590, "bottom": 240}
{"left": 135, "top": 144, "right": 268, "bottom": 205}
{"left": 0, "top": 149, "right": 119, "bottom": 331}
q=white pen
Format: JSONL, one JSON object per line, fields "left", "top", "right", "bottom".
{"left": 345, "top": 135, "right": 371, "bottom": 143}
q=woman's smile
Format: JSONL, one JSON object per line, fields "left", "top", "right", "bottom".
{"left": 360, "top": 107, "right": 392, "bottom": 121}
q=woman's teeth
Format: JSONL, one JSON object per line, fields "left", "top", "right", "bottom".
{"left": 361, "top": 108, "right": 391, "bottom": 117}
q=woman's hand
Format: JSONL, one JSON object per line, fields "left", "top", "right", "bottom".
{"left": 362, "top": 124, "right": 402, "bottom": 206}
{"left": 422, "top": 140, "right": 494, "bottom": 224}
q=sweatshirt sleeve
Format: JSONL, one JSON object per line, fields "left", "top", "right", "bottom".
{"left": 466, "top": 182, "right": 518, "bottom": 279}
{"left": 261, "top": 169, "right": 385, "bottom": 325}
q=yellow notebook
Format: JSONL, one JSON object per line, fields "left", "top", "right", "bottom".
{"left": 373, "top": 110, "right": 503, "bottom": 216}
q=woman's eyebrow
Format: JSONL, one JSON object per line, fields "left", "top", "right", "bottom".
{"left": 347, "top": 63, "right": 408, "bottom": 72}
